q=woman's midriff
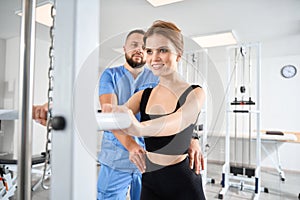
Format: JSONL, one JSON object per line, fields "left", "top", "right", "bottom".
{"left": 146, "top": 151, "right": 188, "bottom": 166}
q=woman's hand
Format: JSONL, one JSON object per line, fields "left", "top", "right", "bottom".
{"left": 128, "top": 143, "right": 146, "bottom": 173}
{"left": 188, "top": 139, "right": 204, "bottom": 174}
{"left": 102, "top": 104, "right": 143, "bottom": 136}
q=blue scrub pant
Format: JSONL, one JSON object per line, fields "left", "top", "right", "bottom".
{"left": 97, "top": 164, "right": 142, "bottom": 200}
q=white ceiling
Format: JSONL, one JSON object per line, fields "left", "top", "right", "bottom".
{"left": 1, "top": 0, "right": 300, "bottom": 59}
{"left": 0, "top": 0, "right": 50, "bottom": 41}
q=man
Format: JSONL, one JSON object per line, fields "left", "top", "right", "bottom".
{"left": 33, "top": 103, "right": 48, "bottom": 126}
{"left": 97, "top": 29, "right": 203, "bottom": 200}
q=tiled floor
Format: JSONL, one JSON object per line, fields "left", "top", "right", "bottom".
{"left": 205, "top": 162, "right": 300, "bottom": 200}
{"left": 12, "top": 162, "right": 300, "bottom": 199}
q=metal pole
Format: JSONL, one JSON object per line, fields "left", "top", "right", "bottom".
{"left": 256, "top": 42, "right": 262, "bottom": 195}
{"left": 17, "top": 0, "right": 36, "bottom": 199}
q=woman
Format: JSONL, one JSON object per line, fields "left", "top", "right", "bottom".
{"left": 103, "top": 20, "right": 206, "bottom": 200}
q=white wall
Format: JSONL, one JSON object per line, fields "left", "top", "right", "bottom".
{"left": 1, "top": 37, "right": 19, "bottom": 154}
{"left": 2, "top": 36, "right": 49, "bottom": 155}
{"left": 0, "top": 39, "right": 5, "bottom": 108}
{"left": 0, "top": 39, "right": 6, "bottom": 152}
{"left": 261, "top": 55, "right": 300, "bottom": 131}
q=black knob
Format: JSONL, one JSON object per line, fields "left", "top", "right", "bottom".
{"left": 240, "top": 86, "right": 246, "bottom": 93}
{"left": 51, "top": 116, "right": 66, "bottom": 130}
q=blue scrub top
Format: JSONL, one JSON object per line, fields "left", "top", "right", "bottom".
{"left": 98, "top": 65, "right": 158, "bottom": 172}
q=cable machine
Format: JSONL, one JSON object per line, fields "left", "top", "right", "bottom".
{"left": 0, "top": 0, "right": 102, "bottom": 199}
{"left": 218, "top": 43, "right": 268, "bottom": 199}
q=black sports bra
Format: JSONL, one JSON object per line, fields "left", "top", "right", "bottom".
{"left": 140, "top": 85, "right": 201, "bottom": 155}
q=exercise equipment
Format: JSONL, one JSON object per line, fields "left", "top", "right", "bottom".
{"left": 37, "top": 2, "right": 56, "bottom": 191}
{"left": 261, "top": 130, "right": 297, "bottom": 181}
{"left": 17, "top": 0, "right": 36, "bottom": 198}
{"left": 0, "top": 153, "right": 51, "bottom": 200}
{"left": 0, "top": 1, "right": 55, "bottom": 198}
{"left": 218, "top": 43, "right": 268, "bottom": 200}
{"left": 5, "top": 0, "right": 102, "bottom": 198}
{"left": 0, "top": 110, "right": 51, "bottom": 200}
{"left": 96, "top": 112, "right": 132, "bottom": 130}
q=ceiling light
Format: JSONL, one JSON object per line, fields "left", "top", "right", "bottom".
{"left": 192, "top": 31, "right": 238, "bottom": 48}
{"left": 146, "top": 0, "right": 184, "bottom": 7}
{"left": 16, "top": 1, "right": 55, "bottom": 27}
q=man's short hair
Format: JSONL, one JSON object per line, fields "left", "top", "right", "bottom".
{"left": 125, "top": 29, "right": 145, "bottom": 41}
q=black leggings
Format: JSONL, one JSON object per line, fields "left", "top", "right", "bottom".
{"left": 141, "top": 157, "right": 206, "bottom": 200}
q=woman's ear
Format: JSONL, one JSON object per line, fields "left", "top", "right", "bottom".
{"left": 176, "top": 54, "right": 182, "bottom": 62}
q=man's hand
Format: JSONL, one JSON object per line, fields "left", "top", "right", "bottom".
{"left": 188, "top": 139, "right": 204, "bottom": 175}
{"left": 32, "top": 103, "right": 48, "bottom": 126}
{"left": 128, "top": 143, "right": 146, "bottom": 173}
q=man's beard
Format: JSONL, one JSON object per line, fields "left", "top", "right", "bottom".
{"left": 125, "top": 53, "right": 146, "bottom": 69}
